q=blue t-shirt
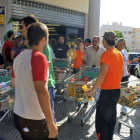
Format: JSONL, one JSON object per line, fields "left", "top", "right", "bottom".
{"left": 12, "top": 46, "right": 26, "bottom": 58}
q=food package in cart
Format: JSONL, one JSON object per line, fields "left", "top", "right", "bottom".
{"left": 118, "top": 86, "right": 140, "bottom": 108}
{"left": 0, "top": 82, "right": 12, "bottom": 97}
{"left": 67, "top": 80, "right": 87, "bottom": 98}
{"left": 7, "top": 98, "right": 14, "bottom": 107}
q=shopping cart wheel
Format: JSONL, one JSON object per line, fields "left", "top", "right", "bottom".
{"left": 130, "top": 129, "right": 133, "bottom": 136}
{"left": 68, "top": 117, "right": 72, "bottom": 123}
{"left": 81, "top": 120, "right": 85, "bottom": 126}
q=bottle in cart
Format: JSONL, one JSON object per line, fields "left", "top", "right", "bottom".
{"left": 67, "top": 79, "right": 76, "bottom": 97}
{"left": 82, "top": 85, "right": 93, "bottom": 101}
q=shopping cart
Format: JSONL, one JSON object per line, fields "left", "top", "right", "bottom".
{"left": 53, "top": 58, "right": 72, "bottom": 96}
{"left": 63, "top": 66, "right": 100, "bottom": 126}
{"left": 118, "top": 79, "right": 140, "bottom": 136}
{"left": 0, "top": 69, "right": 14, "bottom": 122}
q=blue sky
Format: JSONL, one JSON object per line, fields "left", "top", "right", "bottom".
{"left": 100, "top": 0, "right": 140, "bottom": 28}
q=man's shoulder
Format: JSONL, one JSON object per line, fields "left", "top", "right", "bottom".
{"left": 86, "top": 45, "right": 93, "bottom": 50}
{"left": 64, "top": 43, "right": 69, "bottom": 47}
{"left": 99, "top": 46, "right": 106, "bottom": 51}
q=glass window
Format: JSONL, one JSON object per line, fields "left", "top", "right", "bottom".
{"left": 12, "top": 20, "right": 21, "bottom": 36}
{"left": 124, "top": 31, "right": 127, "bottom": 34}
{"left": 66, "top": 27, "right": 79, "bottom": 44}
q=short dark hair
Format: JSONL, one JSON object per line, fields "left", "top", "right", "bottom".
{"left": 58, "top": 35, "right": 65, "bottom": 39}
{"left": 21, "top": 15, "right": 39, "bottom": 27}
{"left": 92, "top": 36, "right": 100, "bottom": 41}
{"left": 27, "top": 22, "right": 48, "bottom": 47}
{"left": 8, "top": 31, "right": 14, "bottom": 38}
{"left": 104, "top": 38, "right": 115, "bottom": 46}
{"left": 85, "top": 38, "right": 91, "bottom": 43}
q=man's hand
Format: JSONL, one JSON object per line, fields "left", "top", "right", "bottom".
{"left": 48, "top": 122, "right": 58, "bottom": 138}
{"left": 133, "top": 58, "right": 138, "bottom": 63}
{"left": 85, "top": 89, "right": 95, "bottom": 98}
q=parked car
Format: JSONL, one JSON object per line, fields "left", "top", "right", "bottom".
{"left": 127, "top": 52, "right": 140, "bottom": 75}
{"left": 134, "top": 64, "right": 140, "bottom": 78}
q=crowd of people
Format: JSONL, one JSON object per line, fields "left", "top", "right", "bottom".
{"left": 0, "top": 14, "right": 134, "bottom": 140}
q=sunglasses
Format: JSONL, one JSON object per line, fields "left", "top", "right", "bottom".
{"left": 92, "top": 41, "right": 98, "bottom": 43}
{"left": 19, "top": 25, "right": 26, "bottom": 29}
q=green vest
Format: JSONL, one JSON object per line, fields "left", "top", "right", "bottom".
{"left": 43, "top": 44, "right": 55, "bottom": 87}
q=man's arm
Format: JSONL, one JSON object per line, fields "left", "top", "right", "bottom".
{"left": 11, "top": 51, "right": 16, "bottom": 60}
{"left": 11, "top": 77, "right": 15, "bottom": 88}
{"left": 85, "top": 63, "right": 109, "bottom": 97}
{"left": 82, "top": 59, "right": 87, "bottom": 65}
{"left": 34, "top": 81, "right": 58, "bottom": 138}
{"left": 2, "top": 49, "right": 6, "bottom": 67}
{"left": 0, "top": 64, "right": 4, "bottom": 69}
{"left": 82, "top": 49, "right": 88, "bottom": 65}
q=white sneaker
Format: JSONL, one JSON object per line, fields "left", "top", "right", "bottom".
{"left": 121, "top": 106, "right": 128, "bottom": 114}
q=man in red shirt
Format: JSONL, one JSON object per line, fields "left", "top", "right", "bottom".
{"left": 12, "top": 22, "right": 58, "bottom": 140}
{"left": 2, "top": 31, "right": 14, "bottom": 67}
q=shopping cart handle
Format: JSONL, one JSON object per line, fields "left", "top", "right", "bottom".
{"left": 92, "top": 65, "right": 96, "bottom": 68}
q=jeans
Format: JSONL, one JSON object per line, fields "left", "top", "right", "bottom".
{"left": 48, "top": 86, "right": 56, "bottom": 123}
{"left": 14, "top": 114, "right": 58, "bottom": 140}
{"left": 0, "top": 136, "right": 5, "bottom": 140}
{"left": 96, "top": 89, "right": 120, "bottom": 140}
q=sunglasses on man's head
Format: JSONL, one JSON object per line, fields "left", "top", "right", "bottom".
{"left": 19, "top": 25, "right": 26, "bottom": 29}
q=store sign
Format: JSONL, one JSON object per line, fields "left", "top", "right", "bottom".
{"left": 0, "top": 6, "right": 6, "bottom": 25}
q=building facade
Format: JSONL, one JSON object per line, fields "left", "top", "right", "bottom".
{"left": 99, "top": 23, "right": 133, "bottom": 48}
{"left": 132, "top": 28, "right": 140, "bottom": 49}
{"left": 0, "top": 0, "right": 101, "bottom": 45}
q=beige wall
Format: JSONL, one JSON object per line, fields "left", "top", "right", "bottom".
{"left": 133, "top": 28, "right": 140, "bottom": 48}
{"left": 33, "top": 0, "right": 89, "bottom": 13}
{"left": 0, "top": 0, "right": 12, "bottom": 44}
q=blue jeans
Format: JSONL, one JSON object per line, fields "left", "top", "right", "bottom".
{"left": 48, "top": 86, "right": 56, "bottom": 123}
{"left": 0, "top": 136, "right": 5, "bottom": 140}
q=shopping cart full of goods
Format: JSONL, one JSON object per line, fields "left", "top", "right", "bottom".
{"left": 53, "top": 58, "right": 72, "bottom": 97}
{"left": 0, "top": 69, "right": 14, "bottom": 122}
{"left": 118, "top": 79, "right": 140, "bottom": 136}
{"left": 63, "top": 66, "right": 100, "bottom": 126}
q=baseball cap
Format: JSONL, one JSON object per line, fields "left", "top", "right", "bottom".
{"left": 102, "top": 30, "right": 117, "bottom": 41}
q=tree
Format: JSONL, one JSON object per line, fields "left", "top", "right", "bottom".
{"left": 114, "top": 30, "right": 130, "bottom": 52}
{"left": 114, "top": 31, "right": 124, "bottom": 38}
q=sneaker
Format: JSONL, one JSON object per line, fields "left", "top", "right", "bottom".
{"left": 121, "top": 106, "right": 128, "bottom": 114}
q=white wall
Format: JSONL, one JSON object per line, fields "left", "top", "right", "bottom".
{"left": 99, "top": 25, "right": 133, "bottom": 48}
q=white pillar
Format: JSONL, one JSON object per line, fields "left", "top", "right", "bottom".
{"left": 88, "top": 0, "right": 101, "bottom": 39}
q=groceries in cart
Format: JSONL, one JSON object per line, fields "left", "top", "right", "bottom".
{"left": 66, "top": 77, "right": 94, "bottom": 102}
{"left": 118, "top": 85, "right": 140, "bottom": 108}
{"left": 54, "top": 67, "right": 70, "bottom": 81}
{"left": 0, "top": 82, "right": 12, "bottom": 97}
{"left": 0, "top": 95, "right": 14, "bottom": 108}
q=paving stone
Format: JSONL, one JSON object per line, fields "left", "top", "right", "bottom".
{"left": 0, "top": 97, "right": 140, "bottom": 140}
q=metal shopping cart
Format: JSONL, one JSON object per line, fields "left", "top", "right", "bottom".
{"left": 63, "top": 66, "right": 100, "bottom": 126}
{"left": 118, "top": 79, "right": 140, "bottom": 136}
{"left": 0, "top": 69, "right": 14, "bottom": 122}
{"left": 53, "top": 58, "right": 72, "bottom": 96}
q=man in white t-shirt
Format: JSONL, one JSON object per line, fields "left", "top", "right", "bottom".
{"left": 117, "top": 38, "right": 129, "bottom": 86}
{"left": 12, "top": 22, "right": 58, "bottom": 140}
{"left": 83, "top": 36, "right": 106, "bottom": 67}
{"left": 117, "top": 38, "right": 130, "bottom": 114}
